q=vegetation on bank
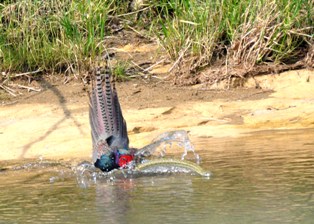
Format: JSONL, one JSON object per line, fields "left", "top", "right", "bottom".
{"left": 0, "top": 0, "right": 313, "bottom": 76}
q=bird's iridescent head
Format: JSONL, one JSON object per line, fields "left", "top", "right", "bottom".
{"left": 94, "top": 153, "right": 118, "bottom": 172}
{"left": 94, "top": 149, "right": 134, "bottom": 172}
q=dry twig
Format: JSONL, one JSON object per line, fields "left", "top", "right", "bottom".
{"left": 143, "top": 58, "right": 166, "bottom": 72}
{"left": 0, "top": 84, "right": 18, "bottom": 97}
{"left": 12, "top": 68, "right": 42, "bottom": 78}
{"left": 168, "top": 41, "right": 191, "bottom": 73}
{"left": 14, "top": 84, "right": 41, "bottom": 92}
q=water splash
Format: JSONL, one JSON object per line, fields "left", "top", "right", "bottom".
{"left": 74, "top": 131, "right": 208, "bottom": 187}
{"left": 74, "top": 161, "right": 132, "bottom": 187}
{"left": 135, "top": 130, "right": 200, "bottom": 163}
{"left": 75, "top": 161, "right": 104, "bottom": 188}
{"left": 74, "top": 159, "right": 210, "bottom": 187}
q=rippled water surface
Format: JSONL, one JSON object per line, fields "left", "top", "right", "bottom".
{"left": 1, "top": 129, "right": 314, "bottom": 224}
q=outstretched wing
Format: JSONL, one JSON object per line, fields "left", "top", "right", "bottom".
{"left": 89, "top": 67, "right": 129, "bottom": 161}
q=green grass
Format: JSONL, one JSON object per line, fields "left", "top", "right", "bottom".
{"left": 0, "top": 0, "right": 313, "bottom": 76}
{"left": 112, "top": 61, "right": 130, "bottom": 81}
{"left": 0, "top": 0, "right": 128, "bottom": 73}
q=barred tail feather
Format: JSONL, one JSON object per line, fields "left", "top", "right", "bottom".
{"left": 89, "top": 66, "right": 129, "bottom": 161}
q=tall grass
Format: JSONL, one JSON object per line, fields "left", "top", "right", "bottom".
{"left": 0, "top": 0, "right": 313, "bottom": 75}
{"left": 0, "top": 0, "right": 128, "bottom": 73}
{"left": 153, "top": 0, "right": 313, "bottom": 71}
{"left": 151, "top": 0, "right": 224, "bottom": 70}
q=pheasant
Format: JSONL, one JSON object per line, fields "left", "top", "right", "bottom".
{"left": 89, "top": 67, "right": 134, "bottom": 172}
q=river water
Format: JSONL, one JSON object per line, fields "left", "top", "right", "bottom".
{"left": 0, "top": 129, "right": 313, "bottom": 224}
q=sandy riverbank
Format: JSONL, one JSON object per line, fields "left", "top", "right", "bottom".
{"left": 1, "top": 69, "right": 313, "bottom": 160}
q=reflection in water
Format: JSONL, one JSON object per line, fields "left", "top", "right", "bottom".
{"left": 93, "top": 180, "right": 133, "bottom": 224}
{"left": 0, "top": 129, "right": 314, "bottom": 224}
